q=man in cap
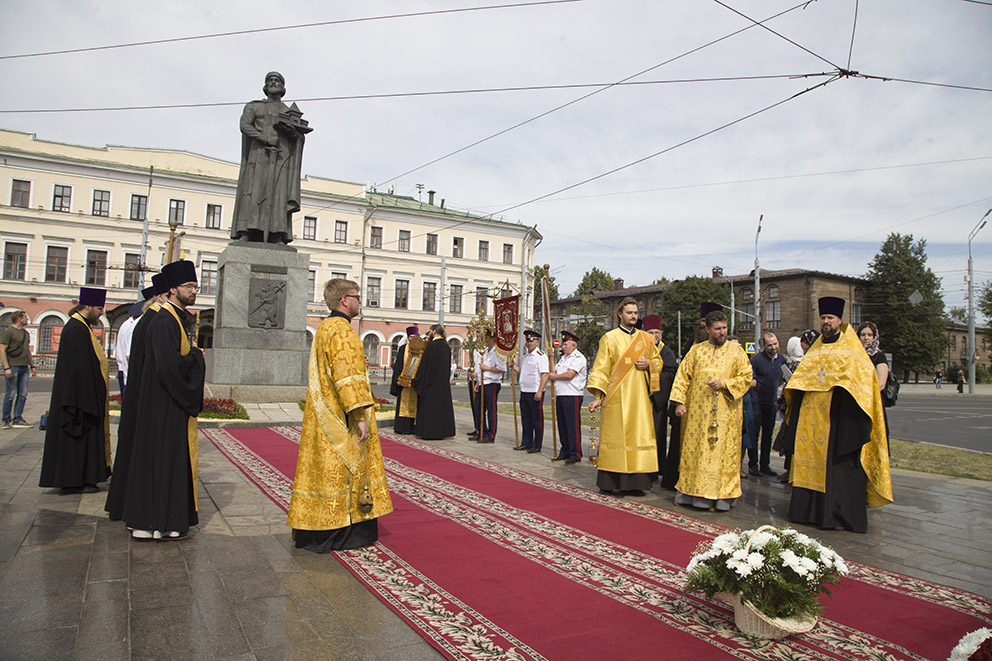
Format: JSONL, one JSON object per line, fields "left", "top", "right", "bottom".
{"left": 548, "top": 330, "right": 587, "bottom": 463}
{"left": 287, "top": 278, "right": 393, "bottom": 551}
{"left": 510, "top": 329, "right": 550, "bottom": 453}
{"left": 389, "top": 325, "right": 421, "bottom": 435}
{"left": 779, "top": 297, "right": 892, "bottom": 532}
{"left": 588, "top": 297, "right": 663, "bottom": 494}
{"left": 106, "top": 273, "right": 170, "bottom": 520}
{"left": 470, "top": 329, "right": 506, "bottom": 443}
{"left": 641, "top": 315, "right": 678, "bottom": 478}
{"left": 669, "top": 309, "right": 753, "bottom": 511}
{"left": 123, "top": 261, "right": 205, "bottom": 540}
{"left": 413, "top": 324, "right": 456, "bottom": 440}
{"left": 39, "top": 286, "right": 111, "bottom": 493}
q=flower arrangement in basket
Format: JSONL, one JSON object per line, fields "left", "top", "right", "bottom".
{"left": 684, "top": 525, "right": 849, "bottom": 639}
{"left": 949, "top": 628, "right": 992, "bottom": 661}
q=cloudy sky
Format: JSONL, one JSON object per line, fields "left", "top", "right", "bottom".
{"left": 3, "top": 0, "right": 990, "bottom": 311}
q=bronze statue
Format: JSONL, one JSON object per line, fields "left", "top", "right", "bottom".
{"left": 231, "top": 72, "right": 312, "bottom": 245}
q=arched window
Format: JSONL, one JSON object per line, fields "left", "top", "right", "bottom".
{"left": 305, "top": 328, "right": 315, "bottom": 351}
{"left": 389, "top": 335, "right": 403, "bottom": 366}
{"left": 767, "top": 284, "right": 779, "bottom": 299}
{"left": 741, "top": 287, "right": 753, "bottom": 301}
{"left": 448, "top": 338, "right": 462, "bottom": 367}
{"left": 363, "top": 334, "right": 380, "bottom": 366}
{"left": 39, "top": 315, "right": 64, "bottom": 353}
{"left": 854, "top": 287, "right": 865, "bottom": 302}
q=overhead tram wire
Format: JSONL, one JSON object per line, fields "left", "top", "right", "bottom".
{"left": 485, "top": 74, "right": 843, "bottom": 219}
{"left": 846, "top": 0, "right": 860, "bottom": 72}
{"left": 0, "top": 1, "right": 581, "bottom": 61}
{"left": 374, "top": 0, "right": 825, "bottom": 186}
{"left": 0, "top": 74, "right": 827, "bottom": 115}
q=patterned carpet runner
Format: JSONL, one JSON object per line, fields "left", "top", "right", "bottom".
{"left": 203, "top": 427, "right": 991, "bottom": 661}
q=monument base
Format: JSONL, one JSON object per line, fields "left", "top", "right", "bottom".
{"left": 205, "top": 242, "right": 311, "bottom": 391}
{"left": 204, "top": 382, "right": 307, "bottom": 404}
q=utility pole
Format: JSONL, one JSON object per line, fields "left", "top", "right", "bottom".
{"left": 439, "top": 255, "right": 447, "bottom": 326}
{"left": 754, "top": 214, "right": 763, "bottom": 350}
{"left": 139, "top": 166, "right": 153, "bottom": 288}
{"left": 713, "top": 266, "right": 735, "bottom": 335}
{"left": 968, "top": 209, "right": 990, "bottom": 394}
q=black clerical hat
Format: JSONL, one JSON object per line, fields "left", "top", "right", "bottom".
{"left": 162, "top": 260, "right": 197, "bottom": 288}
{"left": 78, "top": 286, "right": 106, "bottom": 307}
{"left": 818, "top": 296, "right": 845, "bottom": 317}
{"left": 141, "top": 285, "right": 155, "bottom": 300}
{"left": 699, "top": 302, "right": 722, "bottom": 318}
{"left": 151, "top": 273, "right": 170, "bottom": 295}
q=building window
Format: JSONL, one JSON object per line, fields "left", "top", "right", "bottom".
{"left": 501, "top": 285, "right": 510, "bottom": 299}
{"left": 53, "top": 185, "right": 71, "bottom": 212}
{"left": 130, "top": 194, "right": 147, "bottom": 221}
{"left": 366, "top": 277, "right": 381, "bottom": 306}
{"left": 767, "top": 284, "right": 779, "bottom": 299}
{"left": 3, "top": 243, "right": 27, "bottom": 280}
{"left": 123, "top": 254, "right": 142, "bottom": 288}
{"left": 739, "top": 302, "right": 754, "bottom": 329}
{"left": 478, "top": 241, "right": 489, "bottom": 261}
{"left": 206, "top": 204, "right": 223, "bottom": 229}
{"left": 740, "top": 287, "right": 753, "bottom": 301}
{"left": 653, "top": 296, "right": 662, "bottom": 310}
{"left": 169, "top": 199, "right": 185, "bottom": 225}
{"left": 92, "top": 189, "right": 111, "bottom": 217}
{"left": 449, "top": 338, "right": 462, "bottom": 367}
{"left": 851, "top": 303, "right": 863, "bottom": 326}
{"left": 11, "top": 180, "right": 30, "bottom": 208}
{"left": 398, "top": 230, "right": 411, "bottom": 252}
{"left": 950, "top": 335, "right": 956, "bottom": 350}
{"left": 363, "top": 335, "right": 380, "bottom": 366}
{"left": 38, "top": 316, "right": 63, "bottom": 353}
{"left": 334, "top": 220, "right": 347, "bottom": 243}
{"left": 765, "top": 300, "right": 781, "bottom": 329}
{"left": 452, "top": 237, "right": 464, "bottom": 258}
{"left": 308, "top": 270, "right": 317, "bottom": 302}
{"left": 426, "top": 233, "right": 438, "bottom": 255}
{"left": 854, "top": 287, "right": 865, "bottom": 302}
{"left": 45, "top": 246, "right": 68, "bottom": 282}
{"left": 395, "top": 279, "right": 409, "bottom": 309}
{"left": 303, "top": 216, "right": 317, "bottom": 240}
{"left": 503, "top": 243, "right": 513, "bottom": 264}
{"left": 476, "top": 287, "right": 489, "bottom": 314}
{"left": 331, "top": 271, "right": 347, "bottom": 280}
{"left": 370, "top": 226, "right": 382, "bottom": 248}
{"left": 201, "top": 260, "right": 218, "bottom": 295}
{"left": 423, "top": 282, "right": 437, "bottom": 311}
{"left": 450, "top": 284, "right": 463, "bottom": 313}
{"left": 390, "top": 336, "right": 402, "bottom": 365}
{"left": 86, "top": 250, "right": 107, "bottom": 286}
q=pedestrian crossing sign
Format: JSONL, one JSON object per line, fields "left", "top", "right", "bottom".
{"left": 745, "top": 342, "right": 757, "bottom": 355}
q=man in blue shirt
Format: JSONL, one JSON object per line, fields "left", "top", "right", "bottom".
{"left": 748, "top": 332, "right": 787, "bottom": 476}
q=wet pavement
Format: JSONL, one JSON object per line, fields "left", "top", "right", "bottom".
{"left": 1, "top": 385, "right": 990, "bottom": 659}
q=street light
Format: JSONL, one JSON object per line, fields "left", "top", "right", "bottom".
{"left": 754, "top": 214, "right": 763, "bottom": 350}
{"left": 967, "top": 209, "right": 990, "bottom": 394}
{"left": 712, "top": 266, "right": 735, "bottom": 335}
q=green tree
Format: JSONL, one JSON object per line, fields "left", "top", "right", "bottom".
{"left": 572, "top": 267, "right": 614, "bottom": 297}
{"left": 979, "top": 280, "right": 992, "bottom": 344}
{"left": 570, "top": 295, "right": 611, "bottom": 358}
{"left": 864, "top": 233, "right": 946, "bottom": 376}
{"left": 660, "top": 275, "right": 731, "bottom": 356}
{"left": 948, "top": 306, "right": 967, "bottom": 323}
{"left": 532, "top": 264, "right": 560, "bottom": 322}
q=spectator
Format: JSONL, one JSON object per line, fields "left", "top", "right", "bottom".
{"left": 2, "top": 310, "right": 38, "bottom": 429}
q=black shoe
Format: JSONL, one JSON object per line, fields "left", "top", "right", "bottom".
{"left": 564, "top": 457, "right": 579, "bottom": 465}
{"left": 513, "top": 445, "right": 529, "bottom": 451}
{"left": 760, "top": 466, "right": 778, "bottom": 476}
{"left": 598, "top": 488, "right": 614, "bottom": 495}
{"left": 526, "top": 448, "right": 541, "bottom": 454}
{"left": 552, "top": 456, "right": 566, "bottom": 462}
{"left": 623, "top": 489, "right": 646, "bottom": 497}
{"left": 748, "top": 466, "right": 760, "bottom": 476}
{"left": 467, "top": 433, "right": 480, "bottom": 440}
{"left": 477, "top": 437, "right": 494, "bottom": 444}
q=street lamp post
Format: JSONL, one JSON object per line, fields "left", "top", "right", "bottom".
{"left": 967, "top": 210, "right": 990, "bottom": 394}
{"left": 754, "top": 215, "right": 763, "bottom": 350}
{"left": 713, "top": 266, "right": 735, "bottom": 335}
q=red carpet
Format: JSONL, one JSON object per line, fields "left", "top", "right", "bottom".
{"left": 204, "top": 427, "right": 992, "bottom": 660}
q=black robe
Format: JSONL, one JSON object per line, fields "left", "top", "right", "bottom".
{"left": 650, "top": 344, "right": 678, "bottom": 477}
{"left": 39, "top": 316, "right": 110, "bottom": 488}
{"left": 122, "top": 303, "right": 205, "bottom": 535}
{"left": 389, "top": 344, "right": 415, "bottom": 434}
{"left": 105, "top": 306, "right": 158, "bottom": 519}
{"left": 412, "top": 338, "right": 456, "bottom": 440}
{"left": 782, "top": 335, "right": 873, "bottom": 533}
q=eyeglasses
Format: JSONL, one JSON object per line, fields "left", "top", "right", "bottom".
{"left": 178, "top": 283, "right": 199, "bottom": 291}
{"left": 343, "top": 294, "right": 361, "bottom": 302}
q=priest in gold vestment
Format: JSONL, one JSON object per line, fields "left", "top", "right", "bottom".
{"left": 781, "top": 297, "right": 891, "bottom": 533}
{"left": 669, "top": 310, "right": 752, "bottom": 511}
{"left": 588, "top": 298, "right": 663, "bottom": 495}
{"left": 288, "top": 279, "right": 393, "bottom": 551}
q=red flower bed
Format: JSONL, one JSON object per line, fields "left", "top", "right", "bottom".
{"left": 201, "top": 398, "right": 240, "bottom": 415}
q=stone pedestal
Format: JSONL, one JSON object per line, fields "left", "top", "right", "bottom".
{"left": 205, "top": 243, "right": 311, "bottom": 395}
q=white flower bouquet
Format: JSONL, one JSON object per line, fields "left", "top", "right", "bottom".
{"left": 685, "top": 525, "right": 849, "bottom": 626}
{"left": 948, "top": 628, "right": 992, "bottom": 661}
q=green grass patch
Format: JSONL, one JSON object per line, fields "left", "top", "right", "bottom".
{"left": 889, "top": 438, "right": 992, "bottom": 482}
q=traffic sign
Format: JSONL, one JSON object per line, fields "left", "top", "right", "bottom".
{"left": 553, "top": 339, "right": 561, "bottom": 347}
{"left": 745, "top": 342, "right": 757, "bottom": 355}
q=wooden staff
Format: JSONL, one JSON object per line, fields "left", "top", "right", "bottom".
{"left": 542, "top": 267, "right": 557, "bottom": 458}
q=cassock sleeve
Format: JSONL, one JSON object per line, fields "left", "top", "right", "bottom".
{"left": 389, "top": 345, "right": 405, "bottom": 397}
{"left": 150, "top": 315, "right": 205, "bottom": 417}
{"left": 327, "top": 325, "right": 375, "bottom": 416}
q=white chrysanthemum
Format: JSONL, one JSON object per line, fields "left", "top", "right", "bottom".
{"left": 748, "top": 530, "right": 774, "bottom": 549}
{"left": 948, "top": 627, "right": 992, "bottom": 661}
{"left": 781, "top": 549, "right": 809, "bottom": 576}
{"left": 746, "top": 552, "right": 764, "bottom": 572}
{"left": 711, "top": 532, "right": 741, "bottom": 554}
{"left": 818, "top": 550, "right": 835, "bottom": 568}
{"left": 799, "top": 557, "right": 818, "bottom": 573}
{"left": 835, "top": 558, "right": 850, "bottom": 575}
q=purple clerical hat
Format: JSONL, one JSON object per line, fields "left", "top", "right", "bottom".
{"left": 79, "top": 286, "right": 107, "bottom": 307}
{"left": 406, "top": 326, "right": 420, "bottom": 336}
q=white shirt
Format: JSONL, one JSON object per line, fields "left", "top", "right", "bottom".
{"left": 518, "top": 347, "right": 549, "bottom": 392}
{"left": 555, "top": 349, "right": 587, "bottom": 396}
{"left": 115, "top": 316, "right": 137, "bottom": 380}
{"left": 472, "top": 347, "right": 506, "bottom": 385}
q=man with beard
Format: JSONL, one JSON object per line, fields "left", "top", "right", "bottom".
{"left": 781, "top": 297, "right": 892, "bottom": 532}
{"left": 389, "top": 326, "right": 420, "bottom": 435}
{"left": 39, "top": 287, "right": 111, "bottom": 493}
{"left": 106, "top": 273, "right": 170, "bottom": 520}
{"left": 509, "top": 329, "right": 550, "bottom": 453}
{"left": 288, "top": 279, "right": 393, "bottom": 551}
{"left": 641, "top": 315, "right": 678, "bottom": 479}
{"left": 123, "top": 261, "right": 205, "bottom": 540}
{"left": 413, "top": 324, "right": 456, "bottom": 440}
{"left": 747, "top": 331, "right": 787, "bottom": 477}
{"left": 588, "top": 298, "right": 662, "bottom": 495}
{"left": 669, "top": 310, "right": 752, "bottom": 511}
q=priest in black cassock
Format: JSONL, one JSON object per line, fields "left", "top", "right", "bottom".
{"left": 413, "top": 324, "right": 456, "bottom": 440}
{"left": 389, "top": 326, "right": 420, "bottom": 435}
{"left": 106, "top": 273, "right": 170, "bottom": 520}
{"left": 39, "top": 286, "right": 111, "bottom": 493}
{"left": 641, "top": 315, "right": 678, "bottom": 480}
{"left": 781, "top": 296, "right": 892, "bottom": 533}
{"left": 122, "top": 261, "right": 205, "bottom": 540}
